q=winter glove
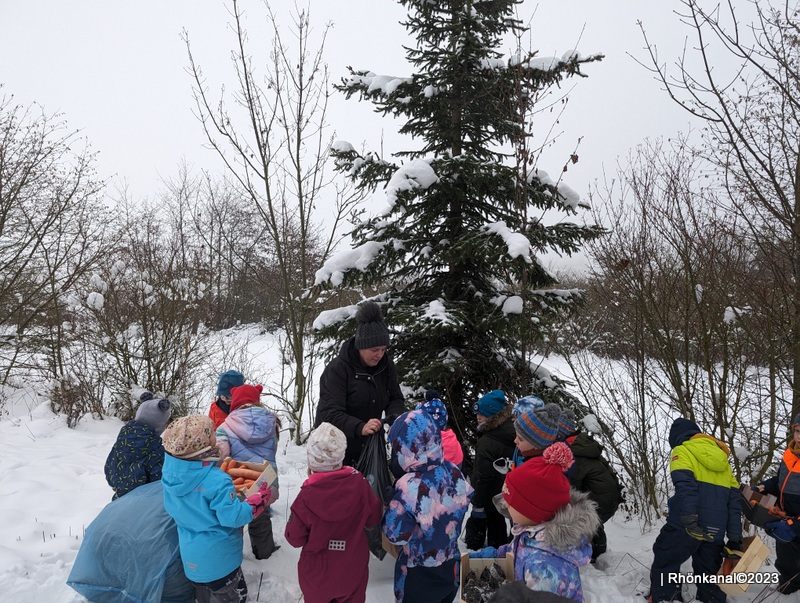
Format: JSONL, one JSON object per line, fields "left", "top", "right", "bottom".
{"left": 764, "top": 520, "right": 795, "bottom": 543}
{"left": 468, "top": 546, "right": 498, "bottom": 559}
{"left": 681, "top": 515, "right": 714, "bottom": 542}
{"left": 471, "top": 507, "right": 487, "bottom": 519}
{"left": 723, "top": 538, "right": 745, "bottom": 559}
{"left": 464, "top": 515, "right": 488, "bottom": 551}
{"left": 245, "top": 483, "right": 272, "bottom": 520}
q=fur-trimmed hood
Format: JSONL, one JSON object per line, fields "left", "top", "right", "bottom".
{"left": 517, "top": 489, "right": 600, "bottom": 553}
{"left": 478, "top": 404, "right": 513, "bottom": 433}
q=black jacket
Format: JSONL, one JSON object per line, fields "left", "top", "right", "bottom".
{"left": 471, "top": 405, "right": 516, "bottom": 508}
{"left": 315, "top": 337, "right": 405, "bottom": 465}
{"left": 566, "top": 432, "right": 622, "bottom": 523}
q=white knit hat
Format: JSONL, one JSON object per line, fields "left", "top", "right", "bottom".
{"left": 307, "top": 422, "right": 347, "bottom": 472}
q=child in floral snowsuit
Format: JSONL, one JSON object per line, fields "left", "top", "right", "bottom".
{"left": 383, "top": 408, "right": 473, "bottom": 603}
{"left": 472, "top": 442, "right": 599, "bottom": 602}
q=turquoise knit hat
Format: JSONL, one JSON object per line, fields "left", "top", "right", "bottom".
{"left": 473, "top": 389, "right": 506, "bottom": 418}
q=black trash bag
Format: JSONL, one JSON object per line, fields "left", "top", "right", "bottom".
{"left": 356, "top": 432, "right": 394, "bottom": 560}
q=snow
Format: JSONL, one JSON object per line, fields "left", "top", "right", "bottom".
{"left": 484, "top": 221, "right": 533, "bottom": 263}
{"left": 0, "top": 332, "right": 792, "bottom": 603}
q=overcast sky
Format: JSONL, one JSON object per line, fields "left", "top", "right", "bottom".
{"left": 0, "top": 1, "right": 701, "bottom": 268}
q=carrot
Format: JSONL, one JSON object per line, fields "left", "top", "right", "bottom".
{"left": 242, "top": 479, "right": 255, "bottom": 489}
{"left": 232, "top": 477, "right": 245, "bottom": 485}
{"left": 768, "top": 505, "right": 787, "bottom": 519}
{"left": 220, "top": 460, "right": 229, "bottom": 472}
{"left": 227, "top": 467, "right": 263, "bottom": 480}
{"left": 228, "top": 459, "right": 238, "bottom": 469}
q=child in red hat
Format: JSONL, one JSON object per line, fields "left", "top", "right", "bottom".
{"left": 471, "top": 442, "right": 599, "bottom": 602}
{"left": 216, "top": 383, "right": 281, "bottom": 560}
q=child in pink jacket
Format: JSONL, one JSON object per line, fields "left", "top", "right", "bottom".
{"left": 285, "top": 422, "right": 382, "bottom": 603}
{"left": 418, "top": 390, "right": 464, "bottom": 467}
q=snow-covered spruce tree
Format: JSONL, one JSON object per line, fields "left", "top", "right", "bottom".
{"left": 314, "top": 0, "right": 604, "bottom": 441}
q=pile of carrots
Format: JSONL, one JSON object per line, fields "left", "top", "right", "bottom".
{"left": 220, "top": 459, "right": 263, "bottom": 495}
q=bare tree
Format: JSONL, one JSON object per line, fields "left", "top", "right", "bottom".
{"left": 639, "top": 0, "right": 800, "bottom": 430}
{"left": 0, "top": 94, "right": 110, "bottom": 393}
{"left": 184, "top": 1, "right": 362, "bottom": 441}
{"left": 561, "top": 137, "right": 787, "bottom": 519}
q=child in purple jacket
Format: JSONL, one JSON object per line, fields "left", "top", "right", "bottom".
{"left": 285, "top": 422, "right": 382, "bottom": 603}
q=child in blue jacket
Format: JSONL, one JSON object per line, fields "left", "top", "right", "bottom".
{"left": 104, "top": 391, "right": 172, "bottom": 500}
{"left": 383, "top": 408, "right": 473, "bottom": 603}
{"left": 161, "top": 415, "right": 272, "bottom": 603}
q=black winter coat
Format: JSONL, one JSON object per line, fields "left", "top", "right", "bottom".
{"left": 471, "top": 406, "right": 516, "bottom": 509}
{"left": 315, "top": 338, "right": 406, "bottom": 465}
{"left": 566, "top": 432, "right": 622, "bottom": 523}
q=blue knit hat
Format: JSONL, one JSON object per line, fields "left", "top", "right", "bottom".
{"left": 515, "top": 403, "right": 561, "bottom": 449}
{"left": 513, "top": 395, "right": 545, "bottom": 420}
{"left": 216, "top": 370, "right": 244, "bottom": 397}
{"left": 668, "top": 417, "right": 700, "bottom": 448}
{"left": 473, "top": 389, "right": 506, "bottom": 418}
{"left": 417, "top": 392, "right": 447, "bottom": 431}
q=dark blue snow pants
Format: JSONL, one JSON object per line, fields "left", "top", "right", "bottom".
{"left": 403, "top": 558, "right": 459, "bottom": 603}
{"left": 649, "top": 523, "right": 726, "bottom": 603}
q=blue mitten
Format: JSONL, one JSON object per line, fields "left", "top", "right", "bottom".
{"left": 764, "top": 520, "right": 795, "bottom": 543}
{"left": 468, "top": 546, "right": 498, "bottom": 559}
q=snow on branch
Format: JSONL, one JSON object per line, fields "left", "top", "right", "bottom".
{"left": 314, "top": 241, "right": 386, "bottom": 287}
{"left": 378, "top": 158, "right": 439, "bottom": 216}
{"left": 483, "top": 221, "right": 532, "bottom": 263}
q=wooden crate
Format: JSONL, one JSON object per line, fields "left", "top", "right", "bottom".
{"left": 459, "top": 552, "right": 515, "bottom": 603}
{"left": 718, "top": 535, "right": 771, "bottom": 595}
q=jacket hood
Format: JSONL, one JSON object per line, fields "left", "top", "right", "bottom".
{"left": 519, "top": 489, "right": 599, "bottom": 559}
{"left": 300, "top": 468, "right": 367, "bottom": 521}
{"left": 161, "top": 453, "right": 216, "bottom": 497}
{"left": 682, "top": 435, "right": 732, "bottom": 472}
{"left": 222, "top": 406, "right": 276, "bottom": 444}
{"left": 569, "top": 432, "right": 603, "bottom": 459}
{"left": 120, "top": 420, "right": 159, "bottom": 446}
{"left": 668, "top": 418, "right": 701, "bottom": 448}
{"left": 388, "top": 408, "right": 442, "bottom": 472}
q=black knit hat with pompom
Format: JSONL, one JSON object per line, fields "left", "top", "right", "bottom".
{"left": 354, "top": 301, "right": 390, "bottom": 350}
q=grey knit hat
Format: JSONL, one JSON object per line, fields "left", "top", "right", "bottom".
{"left": 354, "top": 301, "right": 390, "bottom": 350}
{"left": 135, "top": 398, "right": 172, "bottom": 434}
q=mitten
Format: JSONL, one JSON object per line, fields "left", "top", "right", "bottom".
{"left": 464, "top": 515, "right": 488, "bottom": 550}
{"left": 723, "top": 537, "right": 745, "bottom": 559}
{"left": 764, "top": 520, "right": 795, "bottom": 543}
{"left": 681, "top": 515, "right": 714, "bottom": 542}
{"left": 468, "top": 546, "right": 498, "bottom": 559}
{"left": 245, "top": 483, "right": 271, "bottom": 520}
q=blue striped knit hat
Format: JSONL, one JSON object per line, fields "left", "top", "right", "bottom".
{"left": 514, "top": 403, "right": 561, "bottom": 449}
{"left": 556, "top": 408, "right": 578, "bottom": 439}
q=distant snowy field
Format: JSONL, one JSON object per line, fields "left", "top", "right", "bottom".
{"left": 0, "top": 331, "right": 792, "bottom": 602}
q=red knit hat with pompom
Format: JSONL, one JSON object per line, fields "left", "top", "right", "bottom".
{"left": 502, "top": 441, "right": 573, "bottom": 524}
{"left": 230, "top": 384, "right": 263, "bottom": 412}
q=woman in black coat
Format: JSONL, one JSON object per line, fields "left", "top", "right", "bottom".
{"left": 315, "top": 301, "right": 406, "bottom": 466}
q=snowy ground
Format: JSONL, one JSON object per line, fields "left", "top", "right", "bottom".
{"left": 0, "top": 368, "right": 796, "bottom": 601}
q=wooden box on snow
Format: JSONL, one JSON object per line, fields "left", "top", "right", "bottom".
{"left": 220, "top": 457, "right": 279, "bottom": 502}
{"left": 718, "top": 535, "right": 771, "bottom": 595}
{"left": 739, "top": 484, "right": 779, "bottom": 527}
{"left": 459, "top": 552, "right": 515, "bottom": 603}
